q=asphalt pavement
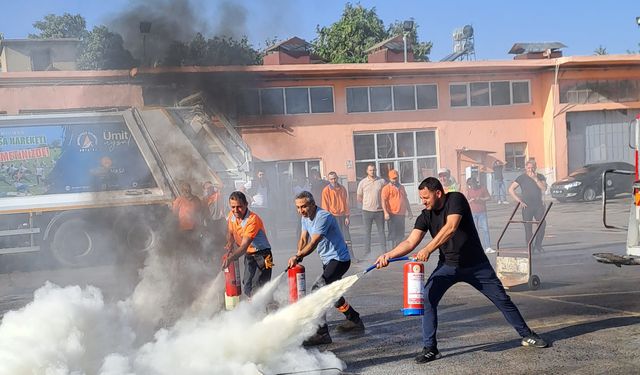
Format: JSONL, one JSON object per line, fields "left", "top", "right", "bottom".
{"left": 1, "top": 196, "right": 639, "bottom": 374}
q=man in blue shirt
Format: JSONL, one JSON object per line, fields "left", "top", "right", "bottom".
{"left": 288, "top": 191, "right": 365, "bottom": 346}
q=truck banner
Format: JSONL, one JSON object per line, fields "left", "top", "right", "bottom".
{"left": 0, "top": 119, "right": 157, "bottom": 197}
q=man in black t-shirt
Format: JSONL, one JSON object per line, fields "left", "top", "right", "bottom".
{"left": 376, "top": 177, "right": 548, "bottom": 364}
{"left": 508, "top": 159, "right": 548, "bottom": 252}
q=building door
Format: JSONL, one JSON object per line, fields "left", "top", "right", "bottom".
{"left": 566, "top": 110, "right": 636, "bottom": 173}
{"left": 354, "top": 130, "right": 437, "bottom": 204}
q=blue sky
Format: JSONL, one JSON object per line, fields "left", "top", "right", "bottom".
{"left": 2, "top": 0, "right": 640, "bottom": 60}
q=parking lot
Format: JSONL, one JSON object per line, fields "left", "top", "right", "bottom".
{"left": 1, "top": 196, "right": 639, "bottom": 374}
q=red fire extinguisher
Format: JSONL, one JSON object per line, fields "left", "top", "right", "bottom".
{"left": 223, "top": 254, "right": 241, "bottom": 310}
{"left": 288, "top": 263, "right": 306, "bottom": 303}
{"left": 402, "top": 261, "right": 424, "bottom": 316}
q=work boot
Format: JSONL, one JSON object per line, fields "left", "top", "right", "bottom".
{"left": 336, "top": 315, "right": 365, "bottom": 333}
{"left": 303, "top": 331, "right": 332, "bottom": 346}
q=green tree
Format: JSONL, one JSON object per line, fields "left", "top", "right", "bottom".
{"left": 313, "top": 3, "right": 387, "bottom": 63}
{"left": 77, "top": 26, "right": 136, "bottom": 70}
{"left": 29, "top": 13, "right": 87, "bottom": 39}
{"left": 593, "top": 45, "right": 608, "bottom": 55}
{"left": 29, "top": 13, "right": 135, "bottom": 70}
{"left": 387, "top": 19, "right": 432, "bottom": 62}
{"left": 161, "top": 33, "right": 261, "bottom": 66}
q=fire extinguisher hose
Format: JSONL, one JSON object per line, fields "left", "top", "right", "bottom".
{"left": 362, "top": 256, "right": 414, "bottom": 274}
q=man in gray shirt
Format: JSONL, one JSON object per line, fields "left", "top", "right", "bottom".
{"left": 357, "top": 163, "right": 387, "bottom": 256}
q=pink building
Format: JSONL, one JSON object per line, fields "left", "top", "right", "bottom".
{"left": 2, "top": 54, "right": 640, "bottom": 204}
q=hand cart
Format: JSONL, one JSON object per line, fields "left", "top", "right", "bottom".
{"left": 495, "top": 202, "right": 552, "bottom": 290}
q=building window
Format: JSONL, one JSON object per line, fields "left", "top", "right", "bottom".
{"left": 240, "top": 86, "right": 334, "bottom": 115}
{"left": 450, "top": 80, "right": 530, "bottom": 107}
{"left": 310, "top": 87, "right": 334, "bottom": 113}
{"left": 450, "top": 84, "right": 468, "bottom": 107}
{"left": 347, "top": 84, "right": 438, "bottom": 113}
{"left": 260, "top": 88, "right": 285, "bottom": 115}
{"left": 239, "top": 89, "right": 260, "bottom": 115}
{"left": 470, "top": 82, "right": 490, "bottom": 106}
{"left": 347, "top": 87, "right": 370, "bottom": 113}
{"left": 285, "top": 87, "right": 310, "bottom": 114}
{"left": 393, "top": 85, "right": 416, "bottom": 111}
{"left": 505, "top": 142, "right": 527, "bottom": 171}
{"left": 416, "top": 84, "right": 438, "bottom": 109}
{"left": 354, "top": 130, "right": 437, "bottom": 182}
{"left": 490, "top": 81, "right": 511, "bottom": 106}
{"left": 370, "top": 86, "right": 393, "bottom": 112}
{"left": 512, "top": 81, "right": 530, "bottom": 104}
{"left": 559, "top": 79, "right": 640, "bottom": 104}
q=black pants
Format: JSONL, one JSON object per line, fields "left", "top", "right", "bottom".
{"left": 243, "top": 249, "right": 273, "bottom": 297}
{"left": 387, "top": 214, "right": 406, "bottom": 247}
{"left": 311, "top": 259, "right": 351, "bottom": 310}
{"left": 522, "top": 204, "right": 546, "bottom": 250}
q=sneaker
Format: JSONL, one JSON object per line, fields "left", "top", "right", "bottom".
{"left": 521, "top": 333, "right": 548, "bottom": 348}
{"left": 485, "top": 247, "right": 496, "bottom": 254}
{"left": 415, "top": 347, "right": 441, "bottom": 363}
{"left": 303, "top": 331, "right": 332, "bottom": 346}
{"left": 336, "top": 317, "right": 365, "bottom": 333}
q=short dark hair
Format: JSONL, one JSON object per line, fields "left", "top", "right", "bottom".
{"left": 418, "top": 177, "right": 445, "bottom": 193}
{"left": 229, "top": 191, "right": 248, "bottom": 205}
{"left": 295, "top": 190, "right": 316, "bottom": 205}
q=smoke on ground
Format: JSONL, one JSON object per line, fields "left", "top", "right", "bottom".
{"left": 0, "top": 242, "right": 357, "bottom": 374}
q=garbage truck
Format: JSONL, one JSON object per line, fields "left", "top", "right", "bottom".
{"left": 0, "top": 106, "right": 251, "bottom": 267}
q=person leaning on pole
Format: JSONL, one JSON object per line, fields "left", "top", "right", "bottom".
{"left": 288, "top": 191, "right": 364, "bottom": 346}
{"left": 375, "top": 177, "right": 548, "bottom": 364}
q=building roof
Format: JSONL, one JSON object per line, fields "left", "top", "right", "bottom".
{"left": 1, "top": 54, "right": 639, "bottom": 86}
{"left": 508, "top": 42, "right": 567, "bottom": 55}
{"left": 0, "top": 38, "right": 81, "bottom": 54}
{"left": 365, "top": 35, "right": 409, "bottom": 53}
{"left": 264, "top": 37, "right": 311, "bottom": 54}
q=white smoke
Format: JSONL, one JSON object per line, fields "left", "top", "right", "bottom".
{"left": 0, "top": 255, "right": 357, "bottom": 374}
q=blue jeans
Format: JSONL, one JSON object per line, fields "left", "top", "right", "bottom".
{"left": 472, "top": 211, "right": 491, "bottom": 249}
{"left": 422, "top": 262, "right": 532, "bottom": 349}
{"left": 495, "top": 180, "right": 506, "bottom": 202}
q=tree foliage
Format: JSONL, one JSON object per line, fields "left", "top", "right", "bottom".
{"left": 29, "top": 13, "right": 87, "bottom": 39}
{"left": 313, "top": 3, "right": 388, "bottom": 63}
{"left": 387, "top": 19, "right": 433, "bottom": 62}
{"left": 161, "top": 33, "right": 261, "bottom": 66}
{"left": 77, "top": 26, "right": 137, "bottom": 70}
{"left": 593, "top": 45, "right": 608, "bottom": 55}
{"left": 313, "top": 3, "right": 432, "bottom": 63}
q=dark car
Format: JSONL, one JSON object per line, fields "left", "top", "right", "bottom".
{"left": 551, "top": 162, "right": 635, "bottom": 202}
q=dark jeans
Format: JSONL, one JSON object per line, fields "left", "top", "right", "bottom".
{"left": 362, "top": 210, "right": 386, "bottom": 254}
{"left": 422, "top": 261, "right": 532, "bottom": 349}
{"left": 311, "top": 259, "right": 358, "bottom": 326}
{"left": 243, "top": 249, "right": 273, "bottom": 297}
{"left": 387, "top": 214, "right": 406, "bottom": 247}
{"left": 522, "top": 203, "right": 546, "bottom": 250}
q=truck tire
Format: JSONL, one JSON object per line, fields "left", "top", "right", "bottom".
{"left": 49, "top": 218, "right": 95, "bottom": 267}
